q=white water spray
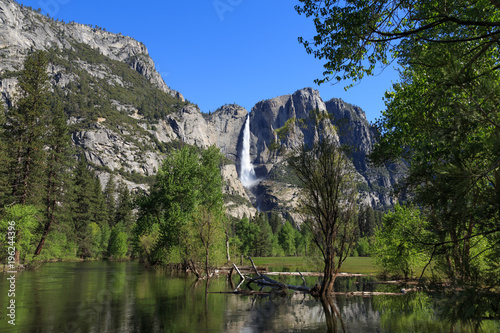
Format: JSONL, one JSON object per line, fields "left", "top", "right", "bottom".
{"left": 240, "top": 114, "right": 258, "bottom": 188}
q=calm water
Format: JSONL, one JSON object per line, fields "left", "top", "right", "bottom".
{"left": 0, "top": 261, "right": 498, "bottom": 332}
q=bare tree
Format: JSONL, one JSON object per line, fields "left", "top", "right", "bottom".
{"left": 288, "top": 138, "right": 358, "bottom": 296}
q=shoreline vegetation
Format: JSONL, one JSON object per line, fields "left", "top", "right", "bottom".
{"left": 0, "top": 256, "right": 435, "bottom": 280}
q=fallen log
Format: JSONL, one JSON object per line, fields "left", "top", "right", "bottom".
{"left": 217, "top": 266, "right": 268, "bottom": 273}
{"left": 247, "top": 256, "right": 261, "bottom": 276}
{"left": 246, "top": 268, "right": 311, "bottom": 293}
{"left": 232, "top": 263, "right": 245, "bottom": 281}
{"left": 207, "top": 289, "right": 288, "bottom": 296}
{"left": 332, "top": 291, "right": 404, "bottom": 297}
{"left": 265, "top": 272, "right": 367, "bottom": 277}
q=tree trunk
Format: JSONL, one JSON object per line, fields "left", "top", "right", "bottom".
{"left": 321, "top": 254, "right": 337, "bottom": 295}
{"left": 226, "top": 231, "right": 230, "bottom": 262}
{"left": 205, "top": 246, "right": 210, "bottom": 277}
{"left": 14, "top": 230, "right": 20, "bottom": 265}
{"left": 35, "top": 166, "right": 56, "bottom": 256}
{"left": 34, "top": 218, "right": 53, "bottom": 256}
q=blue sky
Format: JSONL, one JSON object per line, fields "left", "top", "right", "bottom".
{"left": 19, "top": 0, "right": 399, "bottom": 122}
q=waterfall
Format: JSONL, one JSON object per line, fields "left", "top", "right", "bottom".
{"left": 240, "top": 114, "right": 258, "bottom": 188}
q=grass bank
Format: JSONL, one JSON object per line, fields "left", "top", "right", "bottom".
{"left": 250, "top": 256, "right": 379, "bottom": 275}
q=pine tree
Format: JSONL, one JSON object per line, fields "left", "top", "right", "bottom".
{"left": 72, "top": 157, "right": 103, "bottom": 257}
{"left": 278, "top": 220, "right": 297, "bottom": 256}
{"left": 0, "top": 107, "right": 11, "bottom": 208}
{"left": 268, "top": 212, "right": 283, "bottom": 234}
{"left": 114, "top": 181, "right": 133, "bottom": 231}
{"left": 34, "top": 99, "right": 72, "bottom": 256}
{"left": 92, "top": 176, "right": 108, "bottom": 227}
{"left": 103, "top": 175, "right": 116, "bottom": 226}
{"left": 6, "top": 50, "right": 50, "bottom": 206}
{"left": 253, "top": 212, "right": 272, "bottom": 257}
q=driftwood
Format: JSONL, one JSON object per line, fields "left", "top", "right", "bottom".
{"left": 208, "top": 289, "right": 288, "bottom": 296}
{"left": 247, "top": 274, "right": 311, "bottom": 293}
{"left": 247, "top": 256, "right": 261, "bottom": 276}
{"left": 265, "top": 272, "right": 366, "bottom": 277}
{"left": 218, "top": 257, "right": 404, "bottom": 297}
{"left": 232, "top": 263, "right": 245, "bottom": 281}
{"left": 332, "top": 291, "right": 404, "bottom": 297}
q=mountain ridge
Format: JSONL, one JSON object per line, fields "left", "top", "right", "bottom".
{"left": 0, "top": 0, "right": 402, "bottom": 220}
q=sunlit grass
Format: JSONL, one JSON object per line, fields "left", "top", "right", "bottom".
{"left": 250, "top": 256, "right": 379, "bottom": 275}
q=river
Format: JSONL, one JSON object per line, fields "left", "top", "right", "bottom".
{"left": 0, "top": 261, "right": 498, "bottom": 332}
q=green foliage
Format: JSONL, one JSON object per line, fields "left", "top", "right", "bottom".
{"left": 35, "top": 231, "right": 77, "bottom": 261}
{"left": 295, "top": 0, "right": 500, "bottom": 86}
{"left": 135, "top": 221, "right": 161, "bottom": 264}
{"left": 6, "top": 50, "right": 50, "bottom": 206}
{"left": 100, "top": 222, "right": 111, "bottom": 258}
{"left": 233, "top": 215, "right": 259, "bottom": 256}
{"left": 358, "top": 206, "right": 379, "bottom": 238}
{"left": 278, "top": 220, "right": 297, "bottom": 256}
{"left": 108, "top": 223, "right": 128, "bottom": 260}
{"left": 0, "top": 205, "right": 40, "bottom": 264}
{"left": 114, "top": 181, "right": 133, "bottom": 230}
{"left": 71, "top": 158, "right": 109, "bottom": 258}
{"left": 375, "top": 205, "right": 429, "bottom": 279}
{"left": 252, "top": 212, "right": 273, "bottom": 257}
{"left": 87, "top": 222, "right": 103, "bottom": 258}
{"left": 354, "top": 237, "right": 373, "bottom": 257}
{"left": 134, "top": 145, "right": 226, "bottom": 270}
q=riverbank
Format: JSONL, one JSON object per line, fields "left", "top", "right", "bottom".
{"left": 250, "top": 256, "right": 379, "bottom": 275}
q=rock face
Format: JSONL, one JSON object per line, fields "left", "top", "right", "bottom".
{"left": 0, "top": 0, "right": 183, "bottom": 100}
{"left": 0, "top": 1, "right": 399, "bottom": 220}
{"left": 206, "top": 104, "right": 248, "bottom": 162}
{"left": 250, "top": 87, "right": 329, "bottom": 164}
{"left": 248, "top": 88, "right": 405, "bottom": 214}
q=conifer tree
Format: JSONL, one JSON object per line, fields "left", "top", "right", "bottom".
{"left": 253, "top": 212, "right": 272, "bottom": 257}
{"left": 278, "top": 220, "right": 297, "bottom": 256}
{"left": 268, "top": 212, "right": 283, "bottom": 234}
{"left": 103, "top": 175, "right": 116, "bottom": 225}
{"left": 114, "top": 181, "right": 133, "bottom": 230}
{"left": 34, "top": 100, "right": 72, "bottom": 255}
{"left": 72, "top": 157, "right": 105, "bottom": 257}
{"left": 6, "top": 50, "right": 50, "bottom": 206}
{"left": 0, "top": 107, "right": 11, "bottom": 209}
{"left": 92, "top": 176, "right": 108, "bottom": 227}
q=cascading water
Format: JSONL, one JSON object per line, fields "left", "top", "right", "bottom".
{"left": 240, "top": 114, "right": 258, "bottom": 188}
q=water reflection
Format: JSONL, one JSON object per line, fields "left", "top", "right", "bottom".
{"left": 0, "top": 262, "right": 498, "bottom": 333}
{"left": 320, "top": 296, "right": 345, "bottom": 333}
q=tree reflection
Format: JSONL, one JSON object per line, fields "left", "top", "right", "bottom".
{"left": 435, "top": 289, "right": 500, "bottom": 332}
{"left": 320, "top": 296, "right": 346, "bottom": 333}
{"left": 373, "top": 290, "right": 500, "bottom": 332}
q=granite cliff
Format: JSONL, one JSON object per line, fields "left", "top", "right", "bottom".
{"left": 247, "top": 88, "right": 405, "bottom": 218}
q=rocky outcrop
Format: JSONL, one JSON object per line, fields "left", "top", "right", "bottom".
{"left": 247, "top": 88, "right": 403, "bottom": 212}
{"left": 0, "top": 0, "right": 183, "bottom": 100}
{"left": 249, "top": 87, "right": 329, "bottom": 164}
{"left": 206, "top": 104, "right": 248, "bottom": 163}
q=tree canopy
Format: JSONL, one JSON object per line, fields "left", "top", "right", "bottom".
{"left": 133, "top": 145, "right": 226, "bottom": 274}
{"left": 297, "top": 0, "right": 500, "bottom": 286}
{"left": 296, "top": 0, "right": 500, "bottom": 86}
